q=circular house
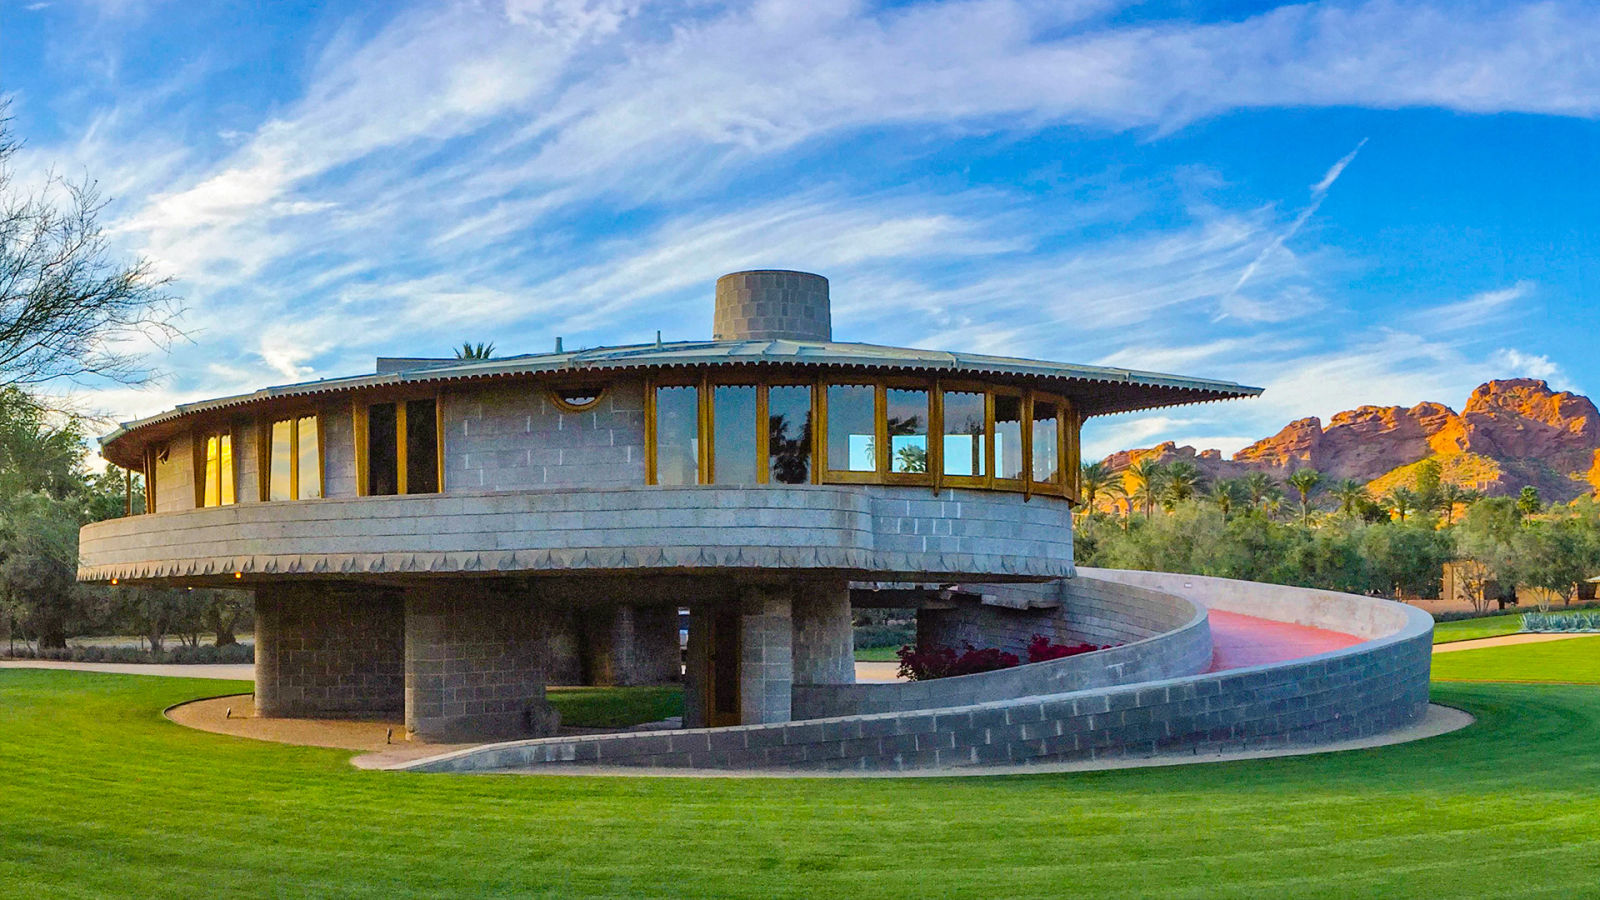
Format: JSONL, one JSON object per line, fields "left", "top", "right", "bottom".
{"left": 81, "top": 270, "right": 1429, "bottom": 767}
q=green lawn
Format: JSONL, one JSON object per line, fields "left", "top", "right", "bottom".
{"left": 2, "top": 662, "right": 1598, "bottom": 898}
{"left": 852, "top": 645, "right": 901, "bottom": 662}
{"left": 1432, "top": 634, "right": 1600, "bottom": 684}
{"left": 1432, "top": 613, "right": 1526, "bottom": 644}
{"left": 546, "top": 685, "right": 683, "bottom": 728}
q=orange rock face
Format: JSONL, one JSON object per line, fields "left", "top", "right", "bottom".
{"left": 1103, "top": 379, "right": 1600, "bottom": 502}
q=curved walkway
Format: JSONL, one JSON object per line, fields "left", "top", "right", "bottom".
{"left": 1432, "top": 632, "right": 1596, "bottom": 653}
{"left": 1206, "top": 609, "right": 1364, "bottom": 671}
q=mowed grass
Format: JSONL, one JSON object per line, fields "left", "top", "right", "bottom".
{"left": 2, "top": 662, "right": 1599, "bottom": 898}
{"left": 1431, "top": 634, "right": 1600, "bottom": 684}
{"left": 546, "top": 685, "right": 683, "bottom": 728}
{"left": 852, "top": 645, "right": 901, "bottom": 662}
{"left": 1433, "top": 613, "right": 1526, "bottom": 643}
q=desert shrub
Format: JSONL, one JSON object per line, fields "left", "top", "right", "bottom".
{"left": 895, "top": 642, "right": 1019, "bottom": 681}
{"left": 2, "top": 643, "right": 254, "bottom": 663}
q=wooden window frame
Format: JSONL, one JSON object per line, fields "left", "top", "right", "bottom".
{"left": 645, "top": 376, "right": 706, "bottom": 486}
{"left": 1026, "top": 391, "right": 1070, "bottom": 499}
{"left": 260, "top": 412, "right": 326, "bottom": 501}
{"left": 937, "top": 381, "right": 992, "bottom": 490}
{"left": 192, "top": 426, "right": 238, "bottom": 508}
{"left": 991, "top": 386, "right": 1027, "bottom": 490}
{"left": 353, "top": 392, "right": 445, "bottom": 497}
{"left": 819, "top": 379, "right": 882, "bottom": 484}
{"left": 548, "top": 385, "right": 608, "bottom": 414}
{"left": 881, "top": 380, "right": 933, "bottom": 486}
{"left": 759, "top": 381, "right": 819, "bottom": 486}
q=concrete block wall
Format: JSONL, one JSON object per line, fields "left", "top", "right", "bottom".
{"left": 407, "top": 572, "right": 1432, "bottom": 773}
{"left": 792, "top": 582, "right": 854, "bottom": 686}
{"left": 584, "top": 604, "right": 680, "bottom": 686}
{"left": 253, "top": 582, "right": 404, "bottom": 718}
{"left": 153, "top": 432, "right": 194, "bottom": 513}
{"left": 81, "top": 485, "right": 1074, "bottom": 584}
{"left": 404, "top": 580, "right": 559, "bottom": 741}
{"left": 740, "top": 587, "right": 794, "bottom": 725}
{"left": 320, "top": 399, "right": 359, "bottom": 498}
{"left": 794, "top": 577, "right": 1209, "bottom": 719}
{"left": 234, "top": 420, "right": 261, "bottom": 503}
{"left": 443, "top": 382, "right": 646, "bottom": 492}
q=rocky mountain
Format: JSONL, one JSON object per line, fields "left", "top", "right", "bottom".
{"left": 1101, "top": 379, "right": 1600, "bottom": 503}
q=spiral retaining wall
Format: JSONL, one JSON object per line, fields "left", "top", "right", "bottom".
{"left": 401, "top": 570, "right": 1433, "bottom": 773}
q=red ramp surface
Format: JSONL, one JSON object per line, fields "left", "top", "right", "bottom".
{"left": 1206, "top": 609, "right": 1364, "bottom": 672}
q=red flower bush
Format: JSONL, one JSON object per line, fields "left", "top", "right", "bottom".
{"left": 895, "top": 642, "right": 1020, "bottom": 681}
{"left": 1025, "top": 634, "right": 1105, "bottom": 663}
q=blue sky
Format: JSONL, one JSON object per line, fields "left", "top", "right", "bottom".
{"left": 5, "top": 0, "right": 1598, "bottom": 461}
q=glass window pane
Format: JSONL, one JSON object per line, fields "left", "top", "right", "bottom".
{"left": 886, "top": 388, "right": 929, "bottom": 474}
{"left": 766, "top": 385, "right": 812, "bottom": 484}
{"left": 367, "top": 403, "right": 398, "bottom": 496}
{"left": 218, "top": 434, "right": 234, "bottom": 505}
{"left": 995, "top": 395, "right": 1023, "bottom": 481}
{"left": 941, "top": 390, "right": 987, "bottom": 477}
{"left": 1032, "top": 400, "right": 1060, "bottom": 483}
{"left": 297, "top": 416, "right": 321, "bottom": 499}
{"left": 406, "top": 400, "right": 439, "bottom": 493}
{"left": 654, "top": 386, "right": 700, "bottom": 486}
{"left": 204, "top": 436, "right": 220, "bottom": 507}
{"left": 826, "top": 384, "right": 876, "bottom": 472}
{"left": 270, "top": 419, "right": 294, "bottom": 501}
{"left": 711, "top": 385, "right": 758, "bottom": 484}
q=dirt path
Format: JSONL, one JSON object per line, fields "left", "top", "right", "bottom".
{"left": 1432, "top": 633, "right": 1596, "bottom": 654}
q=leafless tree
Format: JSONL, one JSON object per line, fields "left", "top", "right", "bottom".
{"left": 0, "top": 109, "right": 181, "bottom": 394}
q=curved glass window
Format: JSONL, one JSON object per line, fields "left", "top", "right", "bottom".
{"left": 654, "top": 385, "right": 700, "bottom": 485}
{"left": 886, "top": 388, "right": 929, "bottom": 474}
{"left": 827, "top": 384, "right": 876, "bottom": 473}
{"left": 994, "top": 394, "right": 1024, "bottom": 482}
{"left": 200, "top": 432, "right": 235, "bottom": 507}
{"left": 712, "top": 385, "right": 758, "bottom": 484}
{"left": 766, "top": 385, "right": 812, "bottom": 484}
{"left": 941, "top": 390, "right": 987, "bottom": 478}
{"left": 1031, "top": 399, "right": 1061, "bottom": 485}
{"left": 269, "top": 415, "right": 323, "bottom": 501}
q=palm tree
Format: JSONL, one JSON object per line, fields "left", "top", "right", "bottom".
{"left": 1261, "top": 486, "right": 1285, "bottom": 518}
{"left": 1243, "top": 471, "right": 1276, "bottom": 510}
{"left": 1331, "top": 479, "right": 1369, "bottom": 518}
{"left": 1126, "top": 460, "right": 1167, "bottom": 519}
{"left": 1162, "top": 461, "right": 1204, "bottom": 508}
{"left": 1207, "top": 479, "right": 1243, "bottom": 517}
{"left": 1287, "top": 467, "right": 1323, "bottom": 526}
{"left": 1078, "top": 462, "right": 1119, "bottom": 513}
{"left": 1436, "top": 482, "right": 1480, "bottom": 525}
{"left": 454, "top": 341, "right": 496, "bottom": 360}
{"left": 1385, "top": 486, "right": 1420, "bottom": 522}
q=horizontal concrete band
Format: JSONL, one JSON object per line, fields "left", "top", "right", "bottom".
{"left": 402, "top": 570, "right": 1434, "bottom": 773}
{"left": 77, "top": 484, "right": 1073, "bottom": 584}
{"left": 792, "top": 577, "right": 1212, "bottom": 718}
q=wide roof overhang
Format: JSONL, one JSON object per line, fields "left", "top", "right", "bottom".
{"left": 97, "top": 338, "right": 1261, "bottom": 467}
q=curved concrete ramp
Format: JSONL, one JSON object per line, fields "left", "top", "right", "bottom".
{"left": 397, "top": 570, "right": 1434, "bottom": 774}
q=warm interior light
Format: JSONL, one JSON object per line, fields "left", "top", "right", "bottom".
{"left": 234, "top": 572, "right": 242, "bottom": 579}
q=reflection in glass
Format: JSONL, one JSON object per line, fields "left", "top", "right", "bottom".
{"left": 712, "top": 385, "right": 758, "bottom": 484}
{"left": 270, "top": 420, "right": 294, "bottom": 500}
{"left": 941, "top": 390, "right": 987, "bottom": 477}
{"left": 886, "top": 388, "right": 928, "bottom": 474}
{"left": 203, "top": 435, "right": 234, "bottom": 507}
{"left": 767, "top": 385, "right": 812, "bottom": 484}
{"left": 654, "top": 385, "right": 700, "bottom": 485}
{"left": 1032, "top": 400, "right": 1060, "bottom": 484}
{"left": 406, "top": 399, "right": 439, "bottom": 493}
{"left": 827, "top": 384, "right": 876, "bottom": 472}
{"left": 297, "top": 416, "right": 321, "bottom": 499}
{"left": 995, "top": 394, "right": 1023, "bottom": 481}
{"left": 367, "top": 403, "right": 398, "bottom": 496}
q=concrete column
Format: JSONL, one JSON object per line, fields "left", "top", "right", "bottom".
{"left": 253, "top": 581, "right": 404, "bottom": 719}
{"left": 404, "top": 580, "right": 559, "bottom": 741}
{"left": 740, "top": 585, "right": 794, "bottom": 725}
{"left": 584, "top": 604, "right": 680, "bottom": 686}
{"left": 683, "top": 604, "right": 710, "bottom": 729}
{"left": 791, "top": 580, "right": 855, "bottom": 686}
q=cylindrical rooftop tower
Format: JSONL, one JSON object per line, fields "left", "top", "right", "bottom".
{"left": 713, "top": 270, "right": 831, "bottom": 342}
